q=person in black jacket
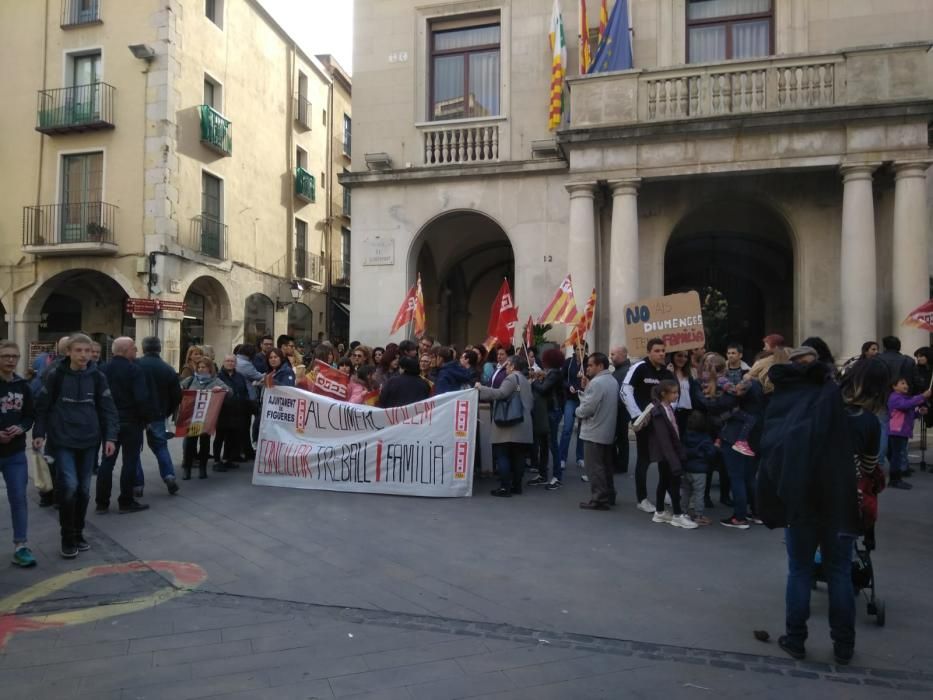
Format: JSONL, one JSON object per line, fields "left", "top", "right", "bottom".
{"left": 96, "top": 337, "right": 154, "bottom": 515}
{"left": 379, "top": 356, "right": 430, "bottom": 408}
{"left": 530, "top": 347, "right": 564, "bottom": 488}
{"left": 621, "top": 338, "right": 675, "bottom": 512}
{"left": 137, "top": 336, "right": 182, "bottom": 495}
{"left": 214, "top": 355, "right": 249, "bottom": 471}
{"left": 433, "top": 347, "right": 475, "bottom": 394}
{"left": 0, "top": 341, "right": 37, "bottom": 567}
{"left": 33, "top": 333, "right": 119, "bottom": 559}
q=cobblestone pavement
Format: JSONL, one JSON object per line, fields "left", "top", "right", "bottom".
{"left": 1, "top": 441, "right": 931, "bottom": 699}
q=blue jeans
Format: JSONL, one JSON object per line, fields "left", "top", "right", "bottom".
{"left": 785, "top": 525, "right": 855, "bottom": 650}
{"left": 558, "top": 398, "right": 584, "bottom": 465}
{"left": 493, "top": 442, "right": 528, "bottom": 491}
{"left": 887, "top": 435, "right": 909, "bottom": 478}
{"left": 1, "top": 451, "right": 28, "bottom": 543}
{"left": 54, "top": 446, "right": 97, "bottom": 540}
{"left": 547, "top": 408, "right": 563, "bottom": 480}
{"left": 147, "top": 419, "right": 176, "bottom": 481}
{"left": 877, "top": 411, "right": 888, "bottom": 470}
{"left": 721, "top": 443, "right": 756, "bottom": 520}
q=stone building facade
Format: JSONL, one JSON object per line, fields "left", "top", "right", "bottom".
{"left": 346, "top": 0, "right": 933, "bottom": 359}
{"left": 0, "top": 0, "right": 352, "bottom": 369}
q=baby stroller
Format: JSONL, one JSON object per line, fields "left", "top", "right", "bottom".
{"left": 813, "top": 468, "right": 886, "bottom": 627}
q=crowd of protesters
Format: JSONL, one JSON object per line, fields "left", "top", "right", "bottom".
{"left": 2, "top": 326, "right": 931, "bottom": 667}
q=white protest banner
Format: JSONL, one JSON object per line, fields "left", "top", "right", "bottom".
{"left": 624, "top": 291, "right": 706, "bottom": 355}
{"left": 252, "top": 386, "right": 477, "bottom": 497}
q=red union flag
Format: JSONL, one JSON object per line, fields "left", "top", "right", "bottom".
{"left": 523, "top": 315, "right": 534, "bottom": 349}
{"left": 174, "top": 389, "right": 224, "bottom": 437}
{"left": 903, "top": 299, "right": 933, "bottom": 333}
{"left": 488, "top": 278, "right": 519, "bottom": 347}
{"left": 311, "top": 360, "right": 350, "bottom": 400}
{"left": 390, "top": 284, "right": 418, "bottom": 335}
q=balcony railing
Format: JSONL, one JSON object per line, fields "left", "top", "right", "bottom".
{"left": 199, "top": 105, "right": 232, "bottom": 156}
{"left": 22, "top": 202, "right": 117, "bottom": 255}
{"left": 61, "top": 0, "right": 101, "bottom": 27}
{"left": 187, "top": 215, "right": 227, "bottom": 259}
{"left": 331, "top": 259, "right": 350, "bottom": 287}
{"left": 420, "top": 118, "right": 501, "bottom": 166}
{"left": 294, "top": 95, "right": 312, "bottom": 129}
{"left": 567, "top": 42, "right": 933, "bottom": 129}
{"left": 295, "top": 249, "right": 323, "bottom": 284}
{"left": 36, "top": 83, "right": 115, "bottom": 134}
{"left": 295, "top": 167, "right": 316, "bottom": 203}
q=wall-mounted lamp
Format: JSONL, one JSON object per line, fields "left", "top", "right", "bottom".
{"left": 128, "top": 44, "right": 157, "bottom": 61}
{"left": 276, "top": 280, "right": 304, "bottom": 310}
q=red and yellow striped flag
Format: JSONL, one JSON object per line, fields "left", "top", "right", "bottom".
{"left": 579, "top": 0, "right": 591, "bottom": 74}
{"left": 548, "top": 0, "right": 567, "bottom": 131}
{"left": 537, "top": 274, "right": 579, "bottom": 325}
{"left": 413, "top": 273, "right": 426, "bottom": 337}
{"left": 563, "top": 288, "right": 597, "bottom": 348}
{"left": 598, "top": 0, "right": 609, "bottom": 44}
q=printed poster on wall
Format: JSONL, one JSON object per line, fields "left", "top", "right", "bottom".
{"left": 623, "top": 291, "right": 706, "bottom": 355}
{"left": 252, "top": 386, "right": 477, "bottom": 497}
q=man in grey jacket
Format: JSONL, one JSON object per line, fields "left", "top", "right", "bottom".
{"left": 576, "top": 352, "right": 619, "bottom": 510}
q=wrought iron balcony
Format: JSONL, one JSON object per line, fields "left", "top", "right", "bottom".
{"left": 61, "top": 0, "right": 101, "bottom": 27}
{"left": 199, "top": 105, "right": 232, "bottom": 156}
{"left": 36, "top": 83, "right": 115, "bottom": 134}
{"left": 22, "top": 202, "right": 117, "bottom": 256}
{"left": 187, "top": 215, "right": 227, "bottom": 259}
{"left": 331, "top": 259, "right": 350, "bottom": 287}
{"left": 295, "top": 166, "right": 316, "bottom": 203}
{"left": 294, "top": 95, "right": 312, "bottom": 129}
{"left": 295, "top": 249, "right": 323, "bottom": 284}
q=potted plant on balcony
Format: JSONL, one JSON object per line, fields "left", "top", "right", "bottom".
{"left": 86, "top": 222, "right": 108, "bottom": 241}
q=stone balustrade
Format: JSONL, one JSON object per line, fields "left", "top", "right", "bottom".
{"left": 568, "top": 42, "right": 932, "bottom": 129}
{"left": 419, "top": 118, "right": 503, "bottom": 166}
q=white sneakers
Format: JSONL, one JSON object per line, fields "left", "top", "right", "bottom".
{"left": 670, "top": 514, "right": 699, "bottom": 529}
{"left": 637, "top": 499, "right": 656, "bottom": 513}
{"left": 652, "top": 510, "right": 673, "bottom": 523}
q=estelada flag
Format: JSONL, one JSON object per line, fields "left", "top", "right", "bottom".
{"left": 390, "top": 284, "right": 418, "bottom": 335}
{"left": 311, "top": 360, "right": 350, "bottom": 401}
{"left": 537, "top": 274, "right": 579, "bottom": 324}
{"left": 523, "top": 315, "right": 534, "bottom": 349}
{"left": 488, "top": 278, "right": 519, "bottom": 348}
{"left": 902, "top": 299, "right": 933, "bottom": 333}
{"left": 564, "top": 288, "right": 597, "bottom": 348}
{"left": 175, "top": 389, "right": 224, "bottom": 437}
{"left": 413, "top": 274, "right": 426, "bottom": 337}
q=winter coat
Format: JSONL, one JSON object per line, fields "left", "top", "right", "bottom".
{"left": 477, "top": 371, "right": 533, "bottom": 445}
{"left": 532, "top": 367, "right": 564, "bottom": 413}
{"left": 682, "top": 430, "right": 717, "bottom": 474}
{"left": 102, "top": 356, "right": 156, "bottom": 426}
{"left": 887, "top": 391, "right": 925, "bottom": 439}
{"left": 647, "top": 403, "right": 686, "bottom": 475}
{"left": 0, "top": 374, "right": 34, "bottom": 457}
{"left": 235, "top": 354, "right": 265, "bottom": 401}
{"left": 34, "top": 361, "right": 119, "bottom": 449}
{"left": 379, "top": 372, "right": 431, "bottom": 408}
{"left": 217, "top": 368, "right": 249, "bottom": 430}
{"left": 879, "top": 350, "right": 921, "bottom": 392}
{"left": 137, "top": 352, "right": 182, "bottom": 419}
{"left": 575, "top": 369, "right": 619, "bottom": 445}
{"left": 561, "top": 355, "right": 585, "bottom": 401}
{"left": 756, "top": 361, "right": 858, "bottom": 531}
{"left": 269, "top": 364, "right": 296, "bottom": 387}
{"left": 434, "top": 361, "right": 475, "bottom": 395}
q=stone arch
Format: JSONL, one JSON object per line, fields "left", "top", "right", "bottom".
{"left": 243, "top": 292, "right": 274, "bottom": 346}
{"left": 409, "top": 210, "right": 514, "bottom": 347}
{"left": 664, "top": 197, "right": 797, "bottom": 356}
{"left": 181, "top": 275, "right": 234, "bottom": 360}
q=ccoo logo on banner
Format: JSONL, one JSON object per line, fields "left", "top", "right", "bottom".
{"left": 252, "top": 386, "right": 478, "bottom": 497}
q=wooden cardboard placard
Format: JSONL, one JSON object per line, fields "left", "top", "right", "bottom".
{"left": 623, "top": 291, "right": 705, "bottom": 355}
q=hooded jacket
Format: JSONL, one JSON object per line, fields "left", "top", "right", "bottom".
{"left": 682, "top": 429, "right": 717, "bottom": 474}
{"left": 757, "top": 361, "right": 858, "bottom": 531}
{"left": 888, "top": 391, "right": 926, "bottom": 438}
{"left": 34, "top": 361, "right": 119, "bottom": 449}
{"left": 0, "top": 374, "right": 34, "bottom": 457}
{"left": 434, "top": 360, "right": 475, "bottom": 395}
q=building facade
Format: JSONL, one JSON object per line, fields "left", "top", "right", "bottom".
{"left": 346, "top": 0, "right": 933, "bottom": 359}
{"left": 0, "top": 0, "right": 351, "bottom": 370}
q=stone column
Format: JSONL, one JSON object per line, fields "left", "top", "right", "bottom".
{"left": 159, "top": 310, "right": 184, "bottom": 370}
{"left": 839, "top": 163, "right": 879, "bottom": 359}
{"left": 892, "top": 161, "right": 931, "bottom": 350}
{"left": 608, "top": 178, "right": 641, "bottom": 350}
{"left": 565, "top": 182, "right": 598, "bottom": 343}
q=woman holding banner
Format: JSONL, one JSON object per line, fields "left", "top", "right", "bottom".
{"left": 476, "top": 355, "right": 534, "bottom": 498}
{"left": 179, "top": 359, "right": 231, "bottom": 480}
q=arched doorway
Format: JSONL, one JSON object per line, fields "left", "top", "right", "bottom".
{"left": 243, "top": 293, "right": 274, "bottom": 347}
{"left": 411, "top": 211, "right": 514, "bottom": 348}
{"left": 665, "top": 200, "right": 794, "bottom": 357}
{"left": 181, "top": 276, "right": 231, "bottom": 364}
{"left": 288, "top": 302, "right": 313, "bottom": 354}
{"left": 25, "top": 270, "right": 132, "bottom": 349}
{"left": 0, "top": 301, "right": 8, "bottom": 341}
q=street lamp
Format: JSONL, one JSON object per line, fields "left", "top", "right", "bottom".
{"left": 276, "top": 280, "right": 303, "bottom": 310}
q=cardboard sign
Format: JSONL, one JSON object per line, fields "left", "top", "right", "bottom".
{"left": 623, "top": 291, "right": 705, "bottom": 354}
{"left": 253, "top": 387, "right": 478, "bottom": 497}
{"left": 310, "top": 360, "right": 350, "bottom": 400}
{"left": 174, "top": 389, "right": 225, "bottom": 437}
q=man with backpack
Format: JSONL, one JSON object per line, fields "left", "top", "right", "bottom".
{"left": 33, "top": 333, "right": 118, "bottom": 558}
{"left": 96, "top": 337, "right": 155, "bottom": 514}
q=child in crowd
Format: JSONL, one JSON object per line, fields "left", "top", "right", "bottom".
{"left": 709, "top": 352, "right": 758, "bottom": 458}
{"left": 646, "top": 380, "right": 698, "bottom": 530}
{"left": 681, "top": 411, "right": 717, "bottom": 525}
{"left": 886, "top": 378, "right": 931, "bottom": 489}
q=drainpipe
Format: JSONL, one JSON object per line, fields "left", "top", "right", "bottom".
{"left": 284, "top": 43, "right": 296, "bottom": 337}
{"left": 324, "top": 70, "right": 335, "bottom": 340}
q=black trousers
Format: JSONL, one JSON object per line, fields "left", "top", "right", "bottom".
{"left": 656, "top": 461, "right": 683, "bottom": 515}
{"left": 96, "top": 423, "right": 143, "bottom": 508}
{"left": 213, "top": 428, "right": 241, "bottom": 463}
{"left": 183, "top": 434, "right": 212, "bottom": 468}
{"left": 634, "top": 429, "right": 653, "bottom": 503}
{"left": 705, "top": 450, "right": 731, "bottom": 503}
{"left": 613, "top": 405, "right": 630, "bottom": 473}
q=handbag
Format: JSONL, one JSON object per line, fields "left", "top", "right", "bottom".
{"left": 493, "top": 380, "right": 525, "bottom": 427}
{"left": 29, "top": 449, "right": 54, "bottom": 493}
